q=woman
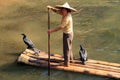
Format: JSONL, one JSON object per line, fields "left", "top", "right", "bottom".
{"left": 47, "top": 2, "right": 77, "bottom": 66}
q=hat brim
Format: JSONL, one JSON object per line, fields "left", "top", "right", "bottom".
{"left": 55, "top": 5, "right": 77, "bottom": 12}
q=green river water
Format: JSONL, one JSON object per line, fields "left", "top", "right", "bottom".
{"left": 0, "top": 0, "right": 120, "bottom": 80}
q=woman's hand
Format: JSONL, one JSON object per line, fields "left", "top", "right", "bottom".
{"left": 47, "top": 5, "right": 52, "bottom": 9}
{"left": 48, "top": 29, "right": 53, "bottom": 34}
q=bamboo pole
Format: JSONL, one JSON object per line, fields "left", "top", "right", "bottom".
{"left": 48, "top": 8, "right": 51, "bottom": 76}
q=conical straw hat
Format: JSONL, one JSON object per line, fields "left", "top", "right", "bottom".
{"left": 55, "top": 2, "right": 77, "bottom": 12}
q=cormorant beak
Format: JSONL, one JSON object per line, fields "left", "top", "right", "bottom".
{"left": 21, "top": 33, "right": 25, "bottom": 36}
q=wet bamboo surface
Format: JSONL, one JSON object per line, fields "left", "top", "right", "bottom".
{"left": 17, "top": 49, "right": 120, "bottom": 79}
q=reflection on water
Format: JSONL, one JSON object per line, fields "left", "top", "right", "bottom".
{"left": 0, "top": 60, "right": 116, "bottom": 80}
{"left": 96, "top": 48, "right": 104, "bottom": 52}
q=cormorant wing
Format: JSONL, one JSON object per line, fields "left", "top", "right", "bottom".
{"left": 23, "top": 36, "right": 35, "bottom": 48}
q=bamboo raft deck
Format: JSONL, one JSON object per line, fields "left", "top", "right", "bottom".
{"left": 17, "top": 49, "right": 120, "bottom": 79}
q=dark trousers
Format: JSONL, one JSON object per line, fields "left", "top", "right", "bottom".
{"left": 63, "top": 32, "right": 73, "bottom": 66}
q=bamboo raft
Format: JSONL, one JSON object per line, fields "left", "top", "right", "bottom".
{"left": 17, "top": 49, "right": 120, "bottom": 79}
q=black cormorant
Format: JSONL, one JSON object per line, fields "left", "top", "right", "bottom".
{"left": 79, "top": 45, "right": 88, "bottom": 65}
{"left": 21, "top": 33, "right": 40, "bottom": 55}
